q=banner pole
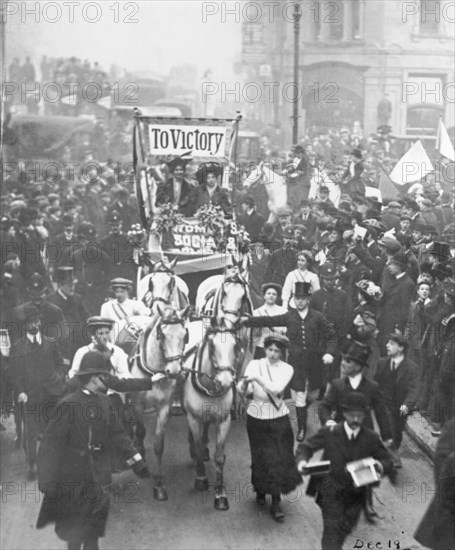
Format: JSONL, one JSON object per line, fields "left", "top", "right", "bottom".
{"left": 134, "top": 111, "right": 153, "bottom": 229}
{"left": 231, "top": 111, "right": 242, "bottom": 222}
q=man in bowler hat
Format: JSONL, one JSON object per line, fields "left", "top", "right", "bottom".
{"left": 296, "top": 392, "right": 393, "bottom": 550}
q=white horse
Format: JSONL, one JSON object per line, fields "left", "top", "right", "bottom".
{"left": 243, "top": 162, "right": 288, "bottom": 224}
{"left": 129, "top": 303, "right": 190, "bottom": 501}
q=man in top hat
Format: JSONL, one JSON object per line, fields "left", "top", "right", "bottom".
{"left": 242, "top": 281, "right": 337, "bottom": 442}
{"left": 237, "top": 196, "right": 265, "bottom": 243}
{"left": 310, "top": 263, "right": 351, "bottom": 378}
{"left": 341, "top": 149, "right": 365, "bottom": 197}
{"left": 36, "top": 350, "right": 152, "bottom": 550}
{"left": 373, "top": 331, "right": 420, "bottom": 465}
{"left": 48, "top": 266, "right": 89, "bottom": 361}
{"left": 376, "top": 250, "right": 415, "bottom": 353}
{"left": 155, "top": 156, "right": 193, "bottom": 215}
{"left": 186, "top": 162, "right": 232, "bottom": 218}
{"left": 296, "top": 392, "right": 393, "bottom": 550}
{"left": 100, "top": 210, "right": 137, "bottom": 281}
{"left": 9, "top": 304, "right": 67, "bottom": 479}
{"left": 100, "top": 278, "right": 150, "bottom": 322}
{"left": 13, "top": 273, "right": 65, "bottom": 345}
{"left": 264, "top": 225, "right": 298, "bottom": 286}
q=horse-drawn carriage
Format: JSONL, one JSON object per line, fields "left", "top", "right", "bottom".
{"left": 109, "top": 111, "right": 253, "bottom": 510}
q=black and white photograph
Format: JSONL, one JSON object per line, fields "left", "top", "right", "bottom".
{"left": 1, "top": 1, "right": 454, "bottom": 549}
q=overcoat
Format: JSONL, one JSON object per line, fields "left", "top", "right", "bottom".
{"left": 36, "top": 389, "right": 140, "bottom": 541}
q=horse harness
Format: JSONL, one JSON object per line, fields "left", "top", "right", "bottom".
{"left": 145, "top": 263, "right": 176, "bottom": 307}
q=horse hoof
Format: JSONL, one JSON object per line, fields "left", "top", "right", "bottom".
{"left": 153, "top": 486, "right": 168, "bottom": 501}
{"left": 214, "top": 496, "right": 229, "bottom": 511}
{"left": 195, "top": 477, "right": 209, "bottom": 491}
{"left": 203, "top": 448, "right": 210, "bottom": 462}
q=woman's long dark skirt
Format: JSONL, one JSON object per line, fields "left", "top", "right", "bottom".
{"left": 246, "top": 414, "right": 302, "bottom": 495}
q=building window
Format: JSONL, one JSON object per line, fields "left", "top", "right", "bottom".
{"left": 315, "top": 0, "right": 362, "bottom": 43}
{"left": 419, "top": 0, "right": 440, "bottom": 35}
{"left": 406, "top": 105, "right": 443, "bottom": 136}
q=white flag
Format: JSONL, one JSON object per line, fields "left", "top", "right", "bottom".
{"left": 436, "top": 118, "right": 455, "bottom": 161}
{"left": 389, "top": 140, "right": 434, "bottom": 185}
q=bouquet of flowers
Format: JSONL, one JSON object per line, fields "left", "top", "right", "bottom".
{"left": 151, "top": 203, "right": 184, "bottom": 237}
{"left": 127, "top": 224, "right": 147, "bottom": 248}
{"left": 194, "top": 204, "right": 226, "bottom": 250}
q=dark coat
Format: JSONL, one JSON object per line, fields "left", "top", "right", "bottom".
{"left": 155, "top": 177, "right": 193, "bottom": 215}
{"left": 12, "top": 301, "right": 65, "bottom": 344}
{"left": 264, "top": 246, "right": 298, "bottom": 286}
{"left": 99, "top": 231, "right": 137, "bottom": 281}
{"left": 414, "top": 419, "right": 455, "bottom": 550}
{"left": 341, "top": 161, "right": 365, "bottom": 196}
{"left": 373, "top": 356, "right": 420, "bottom": 411}
{"left": 237, "top": 210, "right": 265, "bottom": 243}
{"left": 296, "top": 423, "right": 392, "bottom": 497}
{"left": 47, "top": 233, "right": 81, "bottom": 270}
{"left": 380, "top": 211, "right": 401, "bottom": 231}
{"left": 377, "top": 273, "right": 415, "bottom": 348}
{"left": 310, "top": 287, "right": 351, "bottom": 341}
{"left": 292, "top": 213, "right": 318, "bottom": 240}
{"left": 48, "top": 291, "right": 89, "bottom": 360}
{"left": 9, "top": 337, "right": 67, "bottom": 400}
{"left": 246, "top": 308, "right": 337, "bottom": 390}
{"left": 36, "top": 389, "right": 140, "bottom": 540}
{"left": 186, "top": 185, "right": 232, "bottom": 217}
{"left": 319, "top": 375, "right": 393, "bottom": 441}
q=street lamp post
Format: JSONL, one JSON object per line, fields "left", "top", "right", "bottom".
{"left": 292, "top": 2, "right": 302, "bottom": 145}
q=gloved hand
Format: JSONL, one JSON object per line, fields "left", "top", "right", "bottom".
{"left": 151, "top": 373, "right": 166, "bottom": 383}
{"left": 132, "top": 459, "right": 151, "bottom": 479}
{"left": 18, "top": 393, "right": 28, "bottom": 403}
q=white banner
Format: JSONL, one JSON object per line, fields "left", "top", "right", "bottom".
{"left": 148, "top": 124, "right": 227, "bottom": 158}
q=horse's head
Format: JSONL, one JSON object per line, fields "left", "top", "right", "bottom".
{"left": 154, "top": 303, "right": 189, "bottom": 378}
{"left": 217, "top": 267, "right": 250, "bottom": 328}
{"left": 147, "top": 258, "right": 178, "bottom": 309}
{"left": 206, "top": 328, "right": 240, "bottom": 388}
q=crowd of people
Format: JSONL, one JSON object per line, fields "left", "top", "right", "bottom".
{"left": 1, "top": 116, "right": 454, "bottom": 549}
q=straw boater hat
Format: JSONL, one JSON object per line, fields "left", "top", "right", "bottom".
{"left": 110, "top": 278, "right": 133, "bottom": 291}
{"left": 263, "top": 333, "right": 290, "bottom": 349}
{"left": 86, "top": 316, "right": 115, "bottom": 333}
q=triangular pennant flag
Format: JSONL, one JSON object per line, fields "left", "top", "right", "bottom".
{"left": 97, "top": 95, "right": 112, "bottom": 110}
{"left": 436, "top": 118, "right": 455, "bottom": 161}
{"left": 389, "top": 140, "right": 434, "bottom": 185}
{"left": 378, "top": 164, "right": 399, "bottom": 200}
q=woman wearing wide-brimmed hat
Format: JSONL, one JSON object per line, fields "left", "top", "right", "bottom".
{"left": 237, "top": 334, "right": 302, "bottom": 522}
{"left": 252, "top": 283, "right": 287, "bottom": 359}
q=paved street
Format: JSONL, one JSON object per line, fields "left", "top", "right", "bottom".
{"left": 1, "top": 403, "right": 433, "bottom": 550}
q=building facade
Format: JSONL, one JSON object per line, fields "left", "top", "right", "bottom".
{"left": 242, "top": 0, "right": 454, "bottom": 144}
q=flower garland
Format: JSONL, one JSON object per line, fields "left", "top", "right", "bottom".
{"left": 126, "top": 224, "right": 147, "bottom": 247}
{"left": 151, "top": 202, "right": 184, "bottom": 237}
{"left": 194, "top": 204, "right": 226, "bottom": 249}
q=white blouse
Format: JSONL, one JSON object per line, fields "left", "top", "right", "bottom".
{"left": 282, "top": 269, "right": 320, "bottom": 309}
{"left": 240, "top": 359, "right": 294, "bottom": 420}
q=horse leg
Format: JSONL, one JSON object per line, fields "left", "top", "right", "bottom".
{"left": 152, "top": 405, "right": 171, "bottom": 501}
{"left": 202, "top": 422, "right": 210, "bottom": 462}
{"left": 187, "top": 413, "right": 208, "bottom": 491}
{"left": 130, "top": 400, "right": 146, "bottom": 459}
{"left": 213, "top": 416, "right": 231, "bottom": 511}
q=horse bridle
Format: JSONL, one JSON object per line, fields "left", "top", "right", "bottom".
{"left": 219, "top": 273, "right": 249, "bottom": 318}
{"left": 206, "top": 327, "right": 240, "bottom": 376}
{"left": 148, "top": 264, "right": 176, "bottom": 306}
{"left": 156, "top": 316, "right": 188, "bottom": 364}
